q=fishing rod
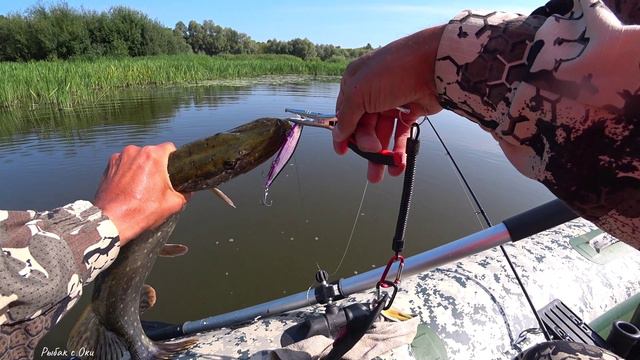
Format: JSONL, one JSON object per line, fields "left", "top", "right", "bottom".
{"left": 146, "top": 198, "right": 577, "bottom": 340}
{"left": 425, "top": 117, "right": 552, "bottom": 341}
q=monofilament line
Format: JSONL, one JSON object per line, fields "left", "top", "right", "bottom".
{"left": 331, "top": 180, "right": 369, "bottom": 276}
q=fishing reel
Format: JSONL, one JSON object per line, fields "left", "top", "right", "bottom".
{"left": 281, "top": 269, "right": 387, "bottom": 359}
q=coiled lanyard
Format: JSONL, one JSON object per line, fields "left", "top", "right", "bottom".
{"left": 376, "top": 122, "right": 421, "bottom": 310}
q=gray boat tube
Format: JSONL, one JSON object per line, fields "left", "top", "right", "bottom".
{"left": 147, "top": 199, "right": 576, "bottom": 340}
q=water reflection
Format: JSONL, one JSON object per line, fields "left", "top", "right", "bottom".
{"left": 0, "top": 86, "right": 246, "bottom": 142}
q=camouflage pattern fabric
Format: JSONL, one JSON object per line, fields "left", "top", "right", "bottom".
{"left": 515, "top": 341, "right": 623, "bottom": 360}
{"left": 434, "top": 0, "right": 640, "bottom": 249}
{"left": 0, "top": 201, "right": 119, "bottom": 359}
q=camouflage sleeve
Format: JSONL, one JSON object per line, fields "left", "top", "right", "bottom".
{"left": 434, "top": 0, "right": 640, "bottom": 248}
{"left": 0, "top": 201, "right": 120, "bottom": 326}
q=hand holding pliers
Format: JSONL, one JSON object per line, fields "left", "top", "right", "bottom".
{"left": 284, "top": 108, "right": 409, "bottom": 167}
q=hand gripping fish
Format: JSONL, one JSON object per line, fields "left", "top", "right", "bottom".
{"left": 68, "top": 118, "right": 291, "bottom": 360}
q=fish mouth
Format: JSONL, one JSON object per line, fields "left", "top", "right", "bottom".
{"left": 168, "top": 118, "right": 291, "bottom": 193}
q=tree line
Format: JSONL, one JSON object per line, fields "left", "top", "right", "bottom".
{"left": 0, "top": 5, "right": 189, "bottom": 61}
{"left": 0, "top": 4, "right": 373, "bottom": 62}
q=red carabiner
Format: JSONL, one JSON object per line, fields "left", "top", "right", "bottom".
{"left": 377, "top": 254, "right": 405, "bottom": 289}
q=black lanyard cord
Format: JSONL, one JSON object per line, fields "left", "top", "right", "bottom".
{"left": 392, "top": 123, "right": 420, "bottom": 254}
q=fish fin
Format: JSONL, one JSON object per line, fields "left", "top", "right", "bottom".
{"left": 140, "top": 284, "right": 157, "bottom": 313}
{"left": 152, "top": 338, "right": 199, "bottom": 359}
{"left": 159, "top": 243, "right": 189, "bottom": 257}
{"left": 68, "top": 305, "right": 130, "bottom": 360}
{"left": 210, "top": 187, "right": 236, "bottom": 208}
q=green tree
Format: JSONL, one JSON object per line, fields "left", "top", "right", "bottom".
{"left": 0, "top": 14, "right": 32, "bottom": 61}
{"left": 180, "top": 19, "right": 256, "bottom": 55}
{"left": 316, "top": 44, "right": 339, "bottom": 61}
{"left": 174, "top": 21, "right": 187, "bottom": 39}
{"left": 0, "top": 2, "right": 370, "bottom": 62}
{"left": 186, "top": 20, "right": 204, "bottom": 53}
{"left": 287, "top": 38, "right": 316, "bottom": 60}
{"left": 0, "top": 4, "right": 190, "bottom": 61}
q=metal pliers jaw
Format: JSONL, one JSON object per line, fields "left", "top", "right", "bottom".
{"left": 284, "top": 108, "right": 337, "bottom": 129}
{"left": 282, "top": 107, "right": 407, "bottom": 167}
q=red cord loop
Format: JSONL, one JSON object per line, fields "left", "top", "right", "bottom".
{"left": 377, "top": 254, "right": 405, "bottom": 289}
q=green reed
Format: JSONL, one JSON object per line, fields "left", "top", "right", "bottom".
{"left": 0, "top": 54, "right": 347, "bottom": 109}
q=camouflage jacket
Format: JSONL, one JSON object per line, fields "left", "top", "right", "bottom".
{"left": 435, "top": 0, "right": 640, "bottom": 249}
{"left": 0, "top": 201, "right": 119, "bottom": 359}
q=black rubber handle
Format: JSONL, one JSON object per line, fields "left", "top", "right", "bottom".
{"left": 347, "top": 141, "right": 402, "bottom": 167}
{"left": 503, "top": 199, "right": 578, "bottom": 242}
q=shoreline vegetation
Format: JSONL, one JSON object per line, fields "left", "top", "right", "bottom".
{"left": 0, "top": 3, "right": 366, "bottom": 109}
{"left": 0, "top": 54, "right": 346, "bottom": 109}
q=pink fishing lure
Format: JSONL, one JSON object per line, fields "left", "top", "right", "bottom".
{"left": 263, "top": 123, "right": 303, "bottom": 204}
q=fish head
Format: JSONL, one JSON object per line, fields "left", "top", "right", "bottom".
{"left": 168, "top": 118, "right": 291, "bottom": 193}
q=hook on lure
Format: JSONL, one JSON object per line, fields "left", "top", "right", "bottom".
{"left": 262, "top": 188, "right": 273, "bottom": 207}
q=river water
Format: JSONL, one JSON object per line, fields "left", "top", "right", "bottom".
{"left": 0, "top": 80, "right": 554, "bottom": 357}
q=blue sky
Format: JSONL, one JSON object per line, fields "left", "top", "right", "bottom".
{"left": 0, "top": 1, "right": 540, "bottom": 48}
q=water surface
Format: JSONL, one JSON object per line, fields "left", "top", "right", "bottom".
{"left": 0, "top": 80, "right": 554, "bottom": 357}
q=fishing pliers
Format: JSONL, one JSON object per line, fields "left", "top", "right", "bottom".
{"left": 284, "top": 108, "right": 406, "bottom": 167}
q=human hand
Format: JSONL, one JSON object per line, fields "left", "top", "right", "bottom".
{"left": 94, "top": 143, "right": 189, "bottom": 245}
{"left": 333, "top": 25, "right": 445, "bottom": 182}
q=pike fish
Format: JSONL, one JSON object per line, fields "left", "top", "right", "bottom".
{"left": 68, "top": 118, "right": 291, "bottom": 359}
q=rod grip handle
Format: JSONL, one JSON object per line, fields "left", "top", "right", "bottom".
{"left": 503, "top": 199, "right": 578, "bottom": 242}
{"left": 144, "top": 323, "right": 183, "bottom": 341}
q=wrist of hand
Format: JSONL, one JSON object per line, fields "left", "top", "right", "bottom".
{"left": 98, "top": 204, "right": 140, "bottom": 246}
{"left": 411, "top": 25, "right": 446, "bottom": 98}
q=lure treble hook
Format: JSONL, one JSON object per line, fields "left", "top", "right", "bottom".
{"left": 262, "top": 188, "right": 273, "bottom": 207}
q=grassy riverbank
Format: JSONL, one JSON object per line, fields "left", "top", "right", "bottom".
{"left": 0, "top": 54, "right": 346, "bottom": 109}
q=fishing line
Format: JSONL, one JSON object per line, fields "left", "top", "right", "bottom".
{"left": 285, "top": 154, "right": 306, "bottom": 240}
{"left": 331, "top": 180, "right": 369, "bottom": 276}
{"left": 304, "top": 263, "right": 323, "bottom": 307}
{"left": 292, "top": 153, "right": 306, "bottom": 214}
{"left": 425, "top": 117, "right": 551, "bottom": 342}
{"left": 436, "top": 268, "right": 517, "bottom": 348}
{"left": 332, "top": 113, "right": 409, "bottom": 277}
{"left": 292, "top": 154, "right": 327, "bottom": 279}
{"left": 448, "top": 159, "right": 486, "bottom": 229}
